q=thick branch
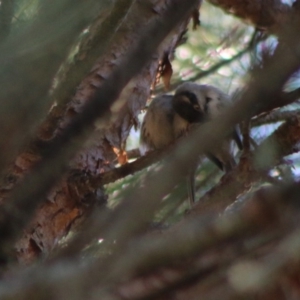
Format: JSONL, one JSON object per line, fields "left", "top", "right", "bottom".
{"left": 260, "top": 87, "right": 300, "bottom": 114}
{"left": 0, "top": 0, "right": 201, "bottom": 262}
{"left": 207, "top": 0, "right": 291, "bottom": 31}
{"left": 1, "top": 181, "right": 299, "bottom": 299}
{"left": 52, "top": 17, "right": 300, "bottom": 268}
{"left": 191, "top": 116, "right": 300, "bottom": 215}
{"left": 252, "top": 109, "right": 300, "bottom": 127}
{"left": 39, "top": 0, "right": 136, "bottom": 139}
{"left": 0, "top": 0, "right": 101, "bottom": 174}
{"left": 0, "top": 0, "right": 14, "bottom": 44}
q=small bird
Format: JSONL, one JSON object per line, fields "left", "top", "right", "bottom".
{"left": 140, "top": 82, "right": 242, "bottom": 205}
{"left": 140, "top": 91, "right": 205, "bottom": 205}
{"left": 175, "top": 82, "right": 243, "bottom": 172}
{"left": 140, "top": 92, "right": 205, "bottom": 155}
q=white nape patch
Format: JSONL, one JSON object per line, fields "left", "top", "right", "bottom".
{"left": 139, "top": 143, "right": 148, "bottom": 156}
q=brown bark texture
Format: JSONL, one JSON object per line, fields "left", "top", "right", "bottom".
{"left": 4, "top": 0, "right": 201, "bottom": 264}
{"left": 0, "top": 0, "right": 300, "bottom": 299}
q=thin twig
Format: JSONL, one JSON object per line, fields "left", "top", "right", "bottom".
{"left": 252, "top": 108, "right": 300, "bottom": 127}
{"left": 191, "top": 117, "right": 300, "bottom": 215}
{"left": 54, "top": 13, "right": 300, "bottom": 267}
{"left": 155, "top": 45, "right": 252, "bottom": 93}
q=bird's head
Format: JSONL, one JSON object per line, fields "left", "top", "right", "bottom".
{"left": 172, "top": 90, "right": 205, "bottom": 123}
{"left": 175, "top": 82, "right": 230, "bottom": 120}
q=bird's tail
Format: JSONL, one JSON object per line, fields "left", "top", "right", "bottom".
{"left": 186, "top": 166, "right": 196, "bottom": 207}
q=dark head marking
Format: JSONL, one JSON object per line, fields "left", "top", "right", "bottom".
{"left": 204, "top": 97, "right": 212, "bottom": 113}
{"left": 173, "top": 91, "right": 205, "bottom": 123}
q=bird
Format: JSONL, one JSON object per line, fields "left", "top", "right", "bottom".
{"left": 140, "top": 92, "right": 206, "bottom": 155}
{"left": 175, "top": 82, "right": 243, "bottom": 172}
{"left": 140, "top": 90, "right": 206, "bottom": 206}
{"left": 140, "top": 82, "right": 242, "bottom": 205}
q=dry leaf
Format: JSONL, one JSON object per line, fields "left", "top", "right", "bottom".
{"left": 161, "top": 54, "right": 173, "bottom": 91}
{"left": 113, "top": 147, "right": 128, "bottom": 165}
{"left": 192, "top": 9, "right": 200, "bottom": 30}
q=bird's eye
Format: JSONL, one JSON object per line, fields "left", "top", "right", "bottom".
{"left": 206, "top": 97, "right": 212, "bottom": 103}
{"left": 193, "top": 104, "right": 200, "bottom": 111}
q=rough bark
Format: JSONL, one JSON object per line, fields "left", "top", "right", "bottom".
{"left": 4, "top": 0, "right": 201, "bottom": 264}
{"left": 6, "top": 0, "right": 295, "bottom": 265}
{"left": 0, "top": 0, "right": 102, "bottom": 175}
{"left": 0, "top": 0, "right": 300, "bottom": 299}
{"left": 207, "top": 0, "right": 291, "bottom": 31}
{"left": 1, "top": 176, "right": 300, "bottom": 299}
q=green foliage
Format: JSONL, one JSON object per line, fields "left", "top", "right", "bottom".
{"left": 172, "top": 1, "right": 253, "bottom": 93}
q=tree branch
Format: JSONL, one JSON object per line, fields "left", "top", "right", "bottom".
{"left": 252, "top": 109, "right": 300, "bottom": 127}
{"left": 0, "top": 0, "right": 14, "bottom": 44}
{"left": 0, "top": 0, "right": 102, "bottom": 175}
{"left": 52, "top": 8, "right": 300, "bottom": 266}
{"left": 207, "top": 0, "right": 291, "bottom": 31}
{"left": 2, "top": 180, "right": 299, "bottom": 300}
{"left": 190, "top": 116, "right": 300, "bottom": 216}
{"left": 0, "top": 0, "right": 201, "bottom": 263}
{"left": 39, "top": 0, "right": 137, "bottom": 139}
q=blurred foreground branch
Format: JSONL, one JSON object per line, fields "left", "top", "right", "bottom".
{"left": 0, "top": 0, "right": 201, "bottom": 263}
{"left": 0, "top": 1, "right": 300, "bottom": 300}
{"left": 52, "top": 7, "right": 300, "bottom": 269}
{"left": 0, "top": 0, "right": 101, "bottom": 174}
